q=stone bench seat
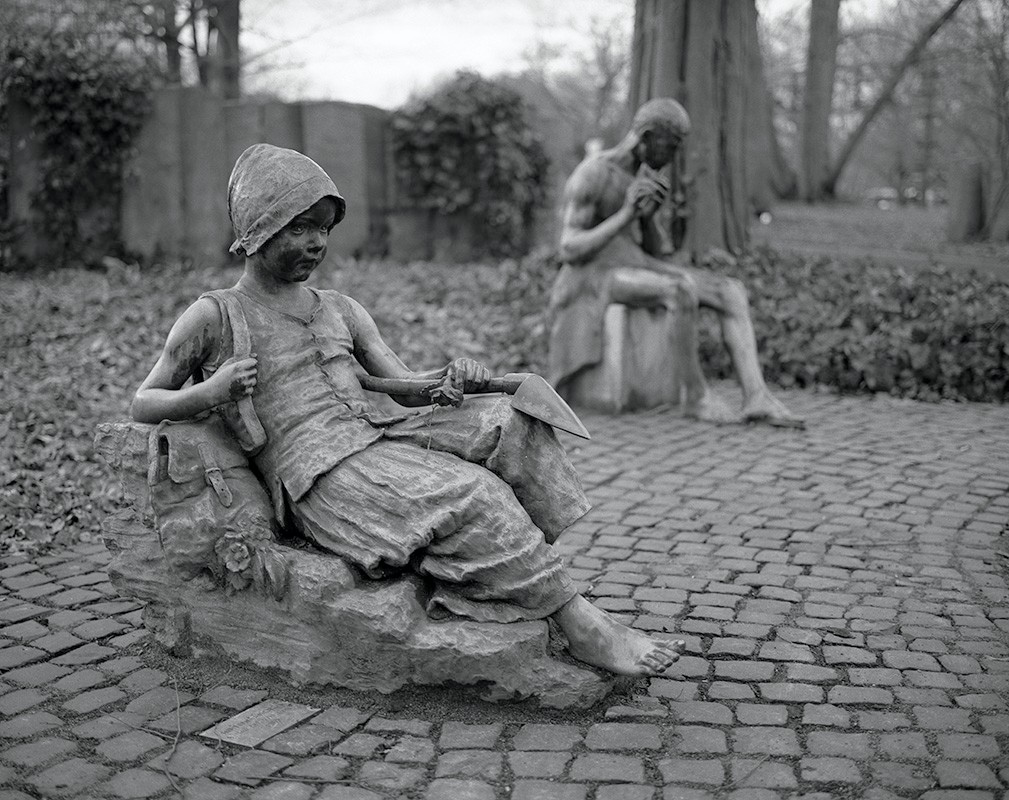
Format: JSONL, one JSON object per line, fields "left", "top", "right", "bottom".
{"left": 560, "top": 303, "right": 684, "bottom": 413}
{"left": 94, "top": 421, "right": 615, "bottom": 708}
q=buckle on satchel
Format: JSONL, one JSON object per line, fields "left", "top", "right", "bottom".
{"left": 197, "top": 442, "right": 234, "bottom": 507}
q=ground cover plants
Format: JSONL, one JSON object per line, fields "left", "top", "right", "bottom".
{"left": 710, "top": 247, "right": 1009, "bottom": 402}
{"left": 2, "top": 247, "right": 1007, "bottom": 554}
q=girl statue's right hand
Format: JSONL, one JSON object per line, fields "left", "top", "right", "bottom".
{"left": 211, "top": 355, "right": 258, "bottom": 404}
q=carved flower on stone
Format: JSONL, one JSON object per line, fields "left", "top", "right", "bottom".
{"left": 224, "top": 569, "right": 251, "bottom": 593}
{"left": 215, "top": 532, "right": 253, "bottom": 574}
{"left": 212, "top": 524, "right": 274, "bottom": 593}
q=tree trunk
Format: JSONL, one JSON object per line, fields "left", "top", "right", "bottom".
{"left": 163, "top": 0, "right": 182, "bottom": 84}
{"left": 213, "top": 0, "right": 241, "bottom": 100}
{"left": 947, "top": 161, "right": 984, "bottom": 242}
{"left": 630, "top": 0, "right": 757, "bottom": 258}
{"left": 800, "top": 0, "right": 840, "bottom": 202}
{"left": 823, "top": 0, "right": 968, "bottom": 197}
{"left": 985, "top": 181, "right": 1009, "bottom": 240}
{"left": 189, "top": 0, "right": 210, "bottom": 88}
{"left": 745, "top": 0, "right": 797, "bottom": 210}
{"left": 918, "top": 61, "right": 938, "bottom": 204}
{"left": 980, "top": 2, "right": 1009, "bottom": 241}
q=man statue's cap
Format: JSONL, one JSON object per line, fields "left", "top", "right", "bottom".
{"left": 227, "top": 143, "right": 346, "bottom": 256}
{"left": 632, "top": 98, "right": 691, "bottom": 139}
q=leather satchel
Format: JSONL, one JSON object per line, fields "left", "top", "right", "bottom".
{"left": 148, "top": 412, "right": 276, "bottom": 584}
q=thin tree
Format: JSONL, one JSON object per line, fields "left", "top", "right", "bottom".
{"left": 973, "top": 0, "right": 1009, "bottom": 238}
{"left": 917, "top": 58, "right": 939, "bottom": 205}
{"left": 211, "top": 0, "right": 241, "bottom": 99}
{"left": 581, "top": 16, "right": 631, "bottom": 139}
{"left": 799, "top": 0, "right": 841, "bottom": 201}
{"left": 161, "top": 0, "right": 182, "bottom": 83}
{"left": 821, "top": 0, "right": 969, "bottom": 197}
{"left": 129, "top": 0, "right": 242, "bottom": 98}
{"left": 747, "top": 1, "right": 797, "bottom": 206}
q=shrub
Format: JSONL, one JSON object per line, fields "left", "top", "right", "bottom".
{"left": 391, "top": 70, "right": 550, "bottom": 259}
{"left": 699, "top": 248, "right": 1009, "bottom": 403}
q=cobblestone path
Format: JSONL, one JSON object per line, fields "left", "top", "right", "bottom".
{"left": 2, "top": 388, "right": 1008, "bottom": 799}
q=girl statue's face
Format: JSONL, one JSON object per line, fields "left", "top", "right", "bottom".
{"left": 255, "top": 197, "right": 338, "bottom": 283}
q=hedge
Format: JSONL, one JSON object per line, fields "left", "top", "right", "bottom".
{"left": 701, "top": 248, "right": 1009, "bottom": 403}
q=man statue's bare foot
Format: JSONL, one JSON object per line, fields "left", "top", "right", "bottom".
{"left": 742, "top": 389, "right": 805, "bottom": 429}
{"left": 683, "top": 390, "right": 740, "bottom": 424}
{"left": 552, "top": 595, "right": 684, "bottom": 677}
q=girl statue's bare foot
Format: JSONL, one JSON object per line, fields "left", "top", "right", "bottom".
{"left": 551, "top": 595, "right": 684, "bottom": 677}
{"left": 742, "top": 389, "right": 805, "bottom": 429}
{"left": 683, "top": 389, "right": 740, "bottom": 425}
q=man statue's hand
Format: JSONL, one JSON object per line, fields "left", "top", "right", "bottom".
{"left": 624, "top": 173, "right": 668, "bottom": 219}
{"left": 445, "top": 358, "right": 491, "bottom": 393}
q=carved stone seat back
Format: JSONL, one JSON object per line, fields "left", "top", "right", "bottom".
{"left": 94, "top": 421, "right": 616, "bottom": 708}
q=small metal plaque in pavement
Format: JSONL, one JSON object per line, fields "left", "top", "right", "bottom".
{"left": 199, "top": 699, "right": 320, "bottom": 747}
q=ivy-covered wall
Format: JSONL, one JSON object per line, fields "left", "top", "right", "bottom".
{"left": 5, "top": 33, "right": 154, "bottom": 268}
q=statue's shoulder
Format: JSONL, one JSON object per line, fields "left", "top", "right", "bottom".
{"left": 194, "top": 287, "right": 244, "bottom": 332}
{"left": 314, "top": 288, "right": 368, "bottom": 336}
{"left": 313, "top": 287, "right": 343, "bottom": 302}
{"left": 315, "top": 287, "right": 357, "bottom": 315}
{"left": 196, "top": 288, "right": 233, "bottom": 316}
{"left": 565, "top": 154, "right": 628, "bottom": 203}
{"left": 568, "top": 153, "right": 612, "bottom": 184}
{"left": 177, "top": 292, "right": 225, "bottom": 333}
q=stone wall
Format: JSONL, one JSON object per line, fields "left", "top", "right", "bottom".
{"left": 121, "top": 88, "right": 390, "bottom": 265}
{"left": 6, "top": 85, "right": 574, "bottom": 266}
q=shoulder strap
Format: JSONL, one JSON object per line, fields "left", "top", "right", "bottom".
{"left": 200, "top": 289, "right": 267, "bottom": 454}
{"left": 201, "top": 288, "right": 248, "bottom": 357}
{"left": 216, "top": 289, "right": 252, "bottom": 359}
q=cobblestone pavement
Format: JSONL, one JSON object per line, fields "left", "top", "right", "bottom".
{"left": 2, "top": 387, "right": 1008, "bottom": 799}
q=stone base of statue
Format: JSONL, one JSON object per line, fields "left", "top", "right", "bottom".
{"left": 561, "top": 304, "right": 683, "bottom": 413}
{"left": 95, "top": 422, "right": 616, "bottom": 709}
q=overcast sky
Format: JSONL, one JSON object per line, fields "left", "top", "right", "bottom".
{"left": 240, "top": 0, "right": 856, "bottom": 109}
{"left": 242, "top": 0, "right": 631, "bottom": 107}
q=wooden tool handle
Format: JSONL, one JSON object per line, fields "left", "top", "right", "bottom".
{"left": 484, "top": 374, "right": 527, "bottom": 394}
{"left": 360, "top": 372, "right": 529, "bottom": 398}
{"left": 358, "top": 376, "right": 441, "bottom": 396}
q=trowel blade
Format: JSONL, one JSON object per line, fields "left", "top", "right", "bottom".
{"left": 511, "top": 374, "right": 591, "bottom": 440}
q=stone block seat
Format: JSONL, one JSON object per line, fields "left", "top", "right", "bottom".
{"left": 559, "top": 304, "right": 684, "bottom": 413}
{"left": 94, "top": 422, "right": 616, "bottom": 709}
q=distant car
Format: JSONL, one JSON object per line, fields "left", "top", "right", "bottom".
{"left": 866, "top": 187, "right": 898, "bottom": 209}
{"left": 866, "top": 186, "right": 929, "bottom": 209}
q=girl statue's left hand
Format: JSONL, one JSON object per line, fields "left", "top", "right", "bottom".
{"left": 446, "top": 358, "right": 492, "bottom": 393}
